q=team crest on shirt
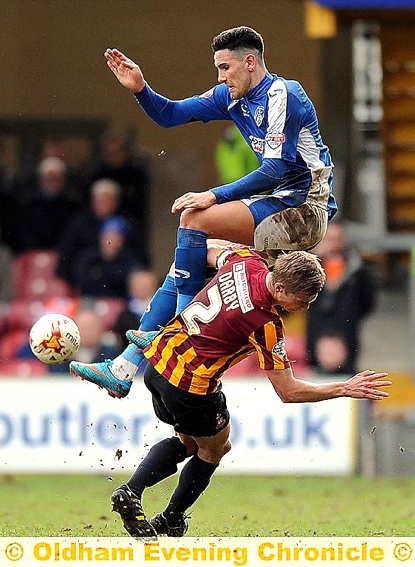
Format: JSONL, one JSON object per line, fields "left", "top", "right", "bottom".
{"left": 272, "top": 340, "right": 287, "bottom": 358}
{"left": 266, "top": 132, "right": 286, "bottom": 149}
{"left": 254, "top": 106, "right": 265, "bottom": 127}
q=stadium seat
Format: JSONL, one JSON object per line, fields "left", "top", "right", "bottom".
{"left": 7, "top": 299, "right": 48, "bottom": 331}
{"left": 0, "top": 329, "right": 32, "bottom": 361}
{"left": 6, "top": 297, "right": 80, "bottom": 332}
{"left": 0, "top": 359, "right": 46, "bottom": 377}
{"left": 13, "top": 249, "right": 77, "bottom": 299}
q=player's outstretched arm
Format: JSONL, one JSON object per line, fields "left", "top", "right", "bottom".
{"left": 266, "top": 368, "right": 391, "bottom": 403}
{"left": 104, "top": 48, "right": 146, "bottom": 93}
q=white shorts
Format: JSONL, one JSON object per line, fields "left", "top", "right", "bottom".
{"left": 253, "top": 202, "right": 328, "bottom": 257}
{"left": 246, "top": 167, "right": 331, "bottom": 256}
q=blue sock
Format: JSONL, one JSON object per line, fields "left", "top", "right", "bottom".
{"left": 122, "top": 342, "right": 144, "bottom": 368}
{"left": 139, "top": 275, "right": 177, "bottom": 331}
{"left": 175, "top": 228, "right": 207, "bottom": 314}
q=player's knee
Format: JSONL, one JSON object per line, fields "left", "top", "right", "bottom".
{"left": 222, "top": 439, "right": 232, "bottom": 456}
{"left": 199, "top": 440, "right": 231, "bottom": 463}
{"left": 179, "top": 208, "right": 197, "bottom": 228}
{"left": 216, "top": 439, "right": 232, "bottom": 460}
{"left": 179, "top": 208, "right": 210, "bottom": 232}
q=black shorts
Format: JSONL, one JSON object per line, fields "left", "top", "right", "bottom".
{"left": 144, "top": 364, "right": 230, "bottom": 438}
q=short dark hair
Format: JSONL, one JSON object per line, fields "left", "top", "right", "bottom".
{"left": 211, "top": 26, "right": 264, "bottom": 57}
{"left": 272, "top": 251, "right": 326, "bottom": 297}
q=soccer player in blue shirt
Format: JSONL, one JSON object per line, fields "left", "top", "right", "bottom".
{"left": 71, "top": 26, "right": 337, "bottom": 397}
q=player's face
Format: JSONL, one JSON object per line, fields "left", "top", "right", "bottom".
{"left": 274, "top": 287, "right": 318, "bottom": 313}
{"left": 214, "top": 49, "right": 252, "bottom": 100}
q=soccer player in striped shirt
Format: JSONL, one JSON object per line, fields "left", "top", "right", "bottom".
{"left": 81, "top": 245, "right": 390, "bottom": 539}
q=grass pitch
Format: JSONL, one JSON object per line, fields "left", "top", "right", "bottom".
{"left": 1, "top": 474, "right": 414, "bottom": 537}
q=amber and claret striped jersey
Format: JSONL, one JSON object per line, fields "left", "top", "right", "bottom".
{"left": 144, "top": 249, "right": 291, "bottom": 395}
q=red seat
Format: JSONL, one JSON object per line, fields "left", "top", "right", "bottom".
{"left": 0, "top": 329, "right": 30, "bottom": 361}
{"left": 13, "top": 250, "right": 76, "bottom": 299}
{"left": 0, "top": 302, "right": 8, "bottom": 335}
{"left": 7, "top": 297, "right": 80, "bottom": 332}
{"left": 7, "top": 299, "right": 48, "bottom": 331}
{"left": 0, "top": 359, "right": 46, "bottom": 377}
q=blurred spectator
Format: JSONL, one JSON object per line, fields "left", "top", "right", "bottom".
{"left": 215, "top": 125, "right": 259, "bottom": 184}
{"left": 0, "top": 155, "right": 22, "bottom": 252}
{"left": 38, "top": 136, "right": 83, "bottom": 194}
{"left": 69, "top": 308, "right": 121, "bottom": 367}
{"left": 56, "top": 178, "right": 149, "bottom": 287}
{"left": 56, "top": 178, "right": 121, "bottom": 286}
{"left": 73, "top": 216, "right": 143, "bottom": 298}
{"left": 90, "top": 128, "right": 151, "bottom": 258}
{"left": 18, "top": 156, "right": 80, "bottom": 251}
{"left": 306, "top": 222, "right": 377, "bottom": 375}
{"left": 313, "top": 332, "right": 351, "bottom": 375}
{"left": 17, "top": 308, "right": 121, "bottom": 374}
{"left": 24, "top": 136, "right": 83, "bottom": 192}
{"left": 0, "top": 228, "right": 14, "bottom": 302}
{"left": 113, "top": 268, "right": 159, "bottom": 348}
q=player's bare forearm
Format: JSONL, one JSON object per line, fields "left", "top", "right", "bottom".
{"left": 267, "top": 368, "right": 391, "bottom": 403}
{"left": 206, "top": 246, "right": 225, "bottom": 269}
{"left": 206, "top": 241, "right": 241, "bottom": 266}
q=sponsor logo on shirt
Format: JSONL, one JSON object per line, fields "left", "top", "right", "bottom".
{"left": 266, "top": 132, "right": 286, "bottom": 150}
{"left": 233, "top": 262, "right": 254, "bottom": 313}
{"left": 249, "top": 136, "right": 265, "bottom": 154}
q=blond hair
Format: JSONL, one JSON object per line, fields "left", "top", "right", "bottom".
{"left": 271, "top": 251, "right": 326, "bottom": 296}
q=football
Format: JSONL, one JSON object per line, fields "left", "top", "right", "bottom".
{"left": 29, "top": 313, "right": 81, "bottom": 365}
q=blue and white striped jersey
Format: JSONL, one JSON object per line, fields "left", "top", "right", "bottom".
{"left": 133, "top": 73, "right": 337, "bottom": 219}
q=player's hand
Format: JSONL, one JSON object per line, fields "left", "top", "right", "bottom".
{"left": 345, "top": 370, "right": 392, "bottom": 400}
{"left": 104, "top": 48, "right": 146, "bottom": 92}
{"left": 171, "top": 190, "right": 217, "bottom": 213}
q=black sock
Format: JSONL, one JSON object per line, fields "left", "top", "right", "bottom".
{"left": 164, "top": 454, "right": 218, "bottom": 521}
{"left": 127, "top": 437, "right": 188, "bottom": 498}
